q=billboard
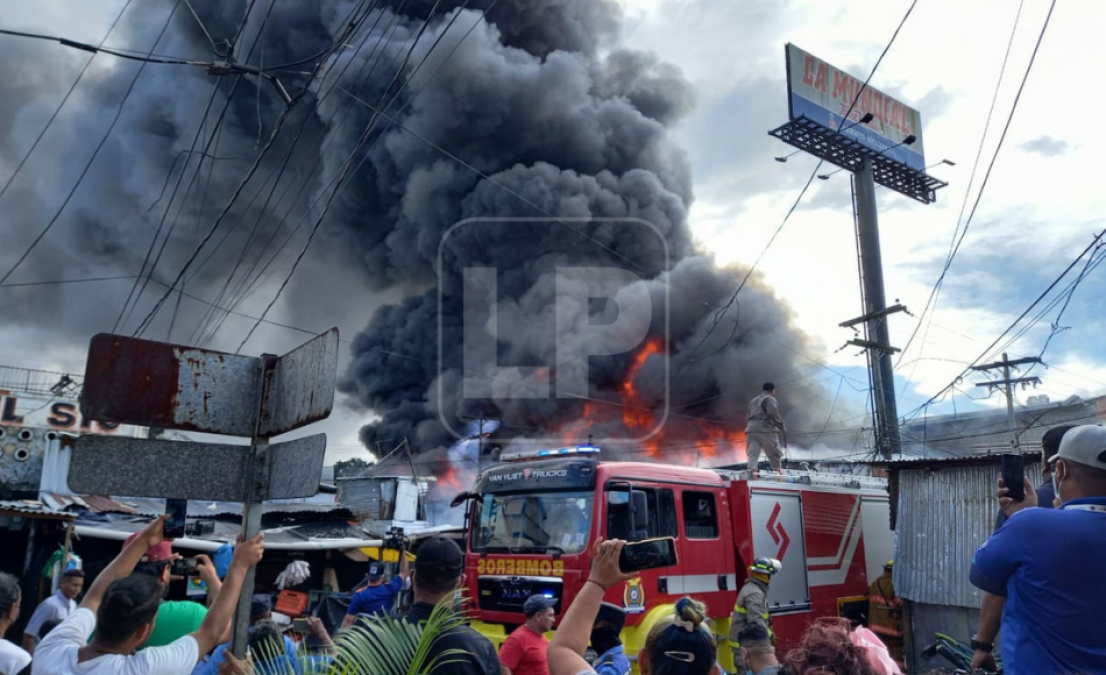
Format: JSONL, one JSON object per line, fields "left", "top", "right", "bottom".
{"left": 786, "top": 43, "right": 925, "bottom": 171}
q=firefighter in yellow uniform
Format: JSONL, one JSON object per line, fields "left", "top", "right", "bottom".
{"left": 868, "top": 559, "right": 904, "bottom": 670}
{"left": 730, "top": 557, "right": 781, "bottom": 659}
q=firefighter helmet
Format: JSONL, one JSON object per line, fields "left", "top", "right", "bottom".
{"left": 749, "top": 557, "right": 782, "bottom": 576}
{"left": 884, "top": 559, "right": 894, "bottom": 569}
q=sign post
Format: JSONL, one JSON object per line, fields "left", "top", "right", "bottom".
{"left": 769, "top": 44, "right": 949, "bottom": 458}
{"left": 78, "top": 329, "right": 339, "bottom": 655}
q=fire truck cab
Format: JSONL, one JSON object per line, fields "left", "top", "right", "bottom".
{"left": 458, "top": 446, "right": 892, "bottom": 673}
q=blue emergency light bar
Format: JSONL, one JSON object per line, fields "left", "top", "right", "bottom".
{"left": 500, "top": 445, "right": 601, "bottom": 462}
{"left": 537, "top": 445, "right": 601, "bottom": 457}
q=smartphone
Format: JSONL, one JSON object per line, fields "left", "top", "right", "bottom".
{"left": 1001, "top": 454, "right": 1026, "bottom": 502}
{"left": 164, "top": 498, "right": 188, "bottom": 539}
{"left": 291, "top": 618, "right": 311, "bottom": 633}
{"left": 170, "top": 557, "right": 198, "bottom": 577}
{"left": 618, "top": 537, "right": 678, "bottom": 573}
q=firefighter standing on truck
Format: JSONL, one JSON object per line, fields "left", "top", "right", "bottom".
{"left": 868, "top": 559, "right": 905, "bottom": 670}
{"left": 746, "top": 382, "right": 786, "bottom": 478}
{"left": 730, "top": 557, "right": 782, "bottom": 659}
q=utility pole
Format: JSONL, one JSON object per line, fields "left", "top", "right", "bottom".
{"left": 769, "top": 46, "right": 947, "bottom": 459}
{"left": 839, "top": 163, "right": 905, "bottom": 460}
{"left": 972, "top": 353, "right": 1042, "bottom": 451}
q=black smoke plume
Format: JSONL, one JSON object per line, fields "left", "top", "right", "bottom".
{"left": 0, "top": 1, "right": 845, "bottom": 472}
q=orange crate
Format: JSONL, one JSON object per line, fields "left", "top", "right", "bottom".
{"left": 274, "top": 590, "right": 308, "bottom": 618}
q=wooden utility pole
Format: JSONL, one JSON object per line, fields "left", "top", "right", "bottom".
{"left": 971, "top": 353, "right": 1042, "bottom": 451}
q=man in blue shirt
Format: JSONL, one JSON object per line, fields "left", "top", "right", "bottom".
{"left": 970, "top": 424, "right": 1106, "bottom": 675}
{"left": 341, "top": 554, "right": 411, "bottom": 628}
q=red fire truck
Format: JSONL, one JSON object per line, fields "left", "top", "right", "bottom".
{"left": 454, "top": 446, "right": 892, "bottom": 673}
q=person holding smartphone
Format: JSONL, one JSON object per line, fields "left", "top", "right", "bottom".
{"left": 969, "top": 425, "right": 1106, "bottom": 675}
{"left": 31, "top": 516, "right": 264, "bottom": 675}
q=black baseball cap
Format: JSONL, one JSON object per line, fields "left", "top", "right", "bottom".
{"left": 595, "top": 602, "right": 626, "bottom": 630}
{"left": 250, "top": 594, "right": 272, "bottom": 620}
{"left": 368, "top": 562, "right": 384, "bottom": 581}
{"left": 523, "top": 594, "right": 557, "bottom": 617}
{"left": 415, "top": 537, "right": 464, "bottom": 576}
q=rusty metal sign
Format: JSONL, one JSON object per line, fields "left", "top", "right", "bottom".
{"left": 260, "top": 329, "right": 339, "bottom": 437}
{"left": 267, "top": 433, "right": 328, "bottom": 499}
{"left": 70, "top": 435, "right": 252, "bottom": 501}
{"left": 82, "top": 330, "right": 339, "bottom": 438}
{"left": 82, "top": 334, "right": 262, "bottom": 437}
{"left": 70, "top": 433, "right": 327, "bottom": 501}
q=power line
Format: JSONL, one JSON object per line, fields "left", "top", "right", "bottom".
{"left": 132, "top": 0, "right": 376, "bottom": 340}
{"left": 204, "top": 0, "right": 484, "bottom": 343}
{"left": 897, "top": 0, "right": 1047, "bottom": 384}
{"left": 678, "top": 0, "right": 920, "bottom": 369}
{"left": 0, "top": 0, "right": 134, "bottom": 206}
{"left": 0, "top": 0, "right": 185, "bottom": 287}
{"left": 234, "top": 0, "right": 450, "bottom": 353}
{"left": 902, "top": 226, "right": 1106, "bottom": 422}
{"left": 0, "top": 26, "right": 197, "bottom": 66}
{"left": 113, "top": 78, "right": 229, "bottom": 333}
{"left": 189, "top": 0, "right": 401, "bottom": 347}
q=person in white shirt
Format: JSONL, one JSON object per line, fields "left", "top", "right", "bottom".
{"left": 32, "top": 516, "right": 264, "bottom": 675}
{"left": 22, "top": 570, "right": 83, "bottom": 655}
{"left": 0, "top": 571, "right": 31, "bottom": 675}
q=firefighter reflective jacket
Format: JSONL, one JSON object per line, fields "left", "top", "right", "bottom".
{"left": 867, "top": 570, "right": 903, "bottom": 640}
{"left": 730, "top": 577, "right": 772, "bottom": 648}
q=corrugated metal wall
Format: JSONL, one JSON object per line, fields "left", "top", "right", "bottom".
{"left": 338, "top": 478, "right": 386, "bottom": 520}
{"left": 893, "top": 459, "right": 1041, "bottom": 608}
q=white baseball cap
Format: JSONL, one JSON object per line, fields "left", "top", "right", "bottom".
{"left": 1051, "top": 425, "right": 1106, "bottom": 470}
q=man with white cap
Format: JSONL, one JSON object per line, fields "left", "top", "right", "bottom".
{"left": 969, "top": 424, "right": 1106, "bottom": 675}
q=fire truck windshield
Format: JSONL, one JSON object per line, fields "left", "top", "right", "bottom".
{"left": 472, "top": 490, "right": 594, "bottom": 554}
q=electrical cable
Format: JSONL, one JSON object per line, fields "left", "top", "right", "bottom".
{"left": 234, "top": 0, "right": 449, "bottom": 353}
{"left": 676, "top": 0, "right": 920, "bottom": 370}
{"left": 208, "top": 0, "right": 481, "bottom": 338}
{"left": 902, "top": 226, "right": 1106, "bottom": 422}
{"left": 0, "top": 0, "right": 185, "bottom": 287}
{"left": 0, "top": 0, "right": 134, "bottom": 206}
{"left": 130, "top": 0, "right": 366, "bottom": 337}
{"left": 897, "top": 0, "right": 1045, "bottom": 386}
{"left": 188, "top": 0, "right": 388, "bottom": 346}
{"left": 0, "top": 26, "right": 201, "bottom": 66}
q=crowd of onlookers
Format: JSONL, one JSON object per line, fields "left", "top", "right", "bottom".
{"left": 3, "top": 422, "right": 1105, "bottom": 675}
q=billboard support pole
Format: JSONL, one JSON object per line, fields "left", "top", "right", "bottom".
{"left": 854, "top": 161, "right": 901, "bottom": 459}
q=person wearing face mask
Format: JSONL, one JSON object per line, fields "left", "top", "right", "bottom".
{"left": 969, "top": 424, "right": 1106, "bottom": 675}
{"left": 589, "top": 603, "right": 628, "bottom": 675}
{"left": 992, "top": 424, "right": 1075, "bottom": 530}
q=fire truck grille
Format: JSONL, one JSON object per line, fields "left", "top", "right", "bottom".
{"left": 477, "top": 575, "right": 564, "bottom": 615}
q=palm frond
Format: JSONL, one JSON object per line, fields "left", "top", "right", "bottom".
{"left": 225, "top": 604, "right": 470, "bottom": 675}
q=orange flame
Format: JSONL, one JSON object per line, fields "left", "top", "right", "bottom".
{"left": 440, "top": 466, "right": 462, "bottom": 490}
{"left": 550, "top": 339, "right": 748, "bottom": 465}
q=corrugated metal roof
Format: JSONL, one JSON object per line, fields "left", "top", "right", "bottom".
{"left": 43, "top": 493, "right": 138, "bottom": 514}
{"left": 0, "top": 499, "right": 76, "bottom": 519}
{"left": 876, "top": 452, "right": 1043, "bottom": 469}
{"left": 893, "top": 458, "right": 1041, "bottom": 608}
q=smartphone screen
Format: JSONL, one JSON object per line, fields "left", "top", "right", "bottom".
{"left": 164, "top": 498, "right": 188, "bottom": 539}
{"left": 1001, "top": 454, "right": 1026, "bottom": 502}
{"left": 170, "top": 558, "right": 198, "bottom": 577}
{"left": 618, "top": 537, "right": 678, "bottom": 573}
